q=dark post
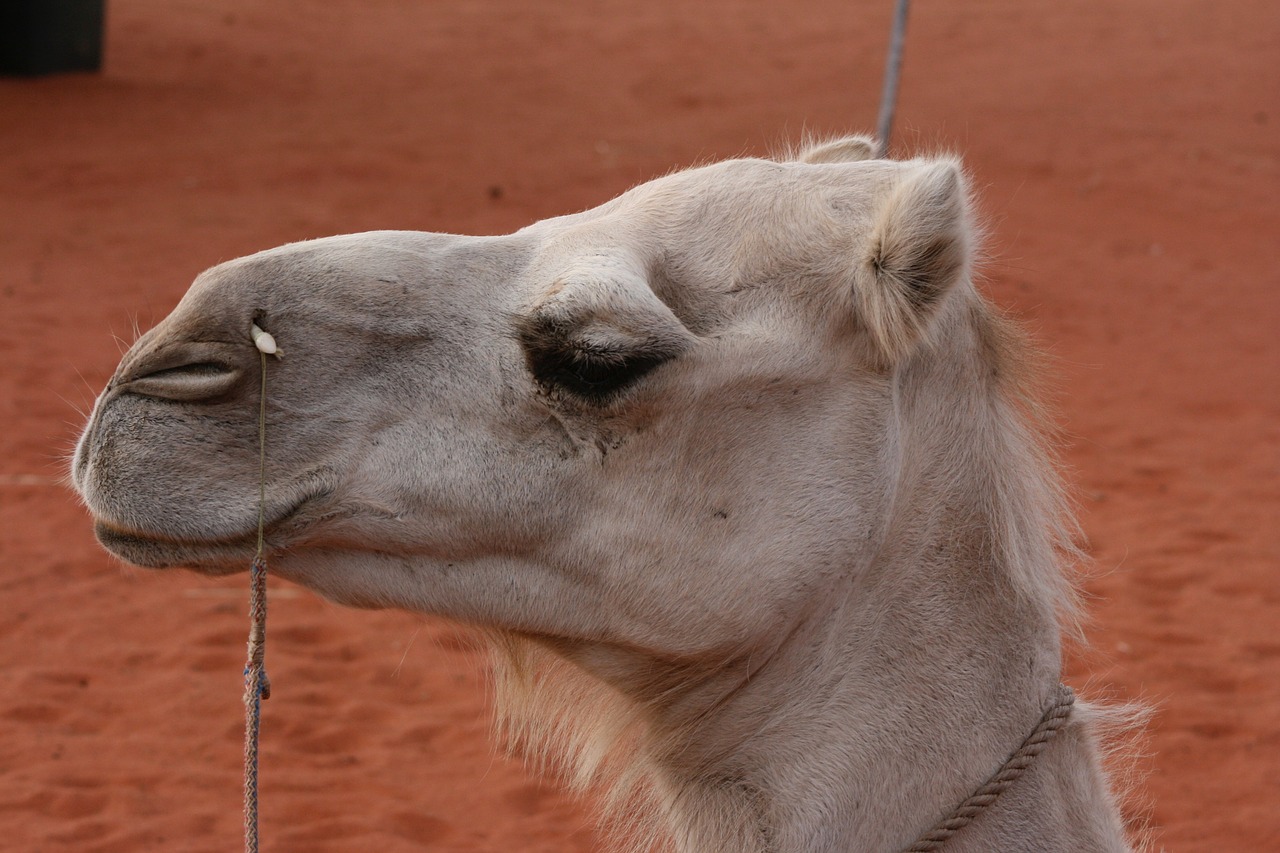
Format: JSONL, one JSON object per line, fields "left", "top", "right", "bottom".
{"left": 0, "top": 0, "right": 106, "bottom": 76}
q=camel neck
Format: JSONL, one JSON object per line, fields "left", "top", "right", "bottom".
{"left": 644, "top": 541, "right": 1063, "bottom": 852}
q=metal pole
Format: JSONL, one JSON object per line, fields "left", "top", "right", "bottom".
{"left": 875, "top": 0, "right": 911, "bottom": 158}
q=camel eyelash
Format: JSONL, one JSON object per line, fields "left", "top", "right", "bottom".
{"left": 516, "top": 320, "right": 673, "bottom": 402}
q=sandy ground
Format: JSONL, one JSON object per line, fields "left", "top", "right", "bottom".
{"left": 1, "top": 1, "right": 1276, "bottom": 850}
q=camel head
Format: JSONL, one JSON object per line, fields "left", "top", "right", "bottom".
{"left": 74, "top": 139, "right": 1135, "bottom": 853}
{"left": 74, "top": 136, "right": 976, "bottom": 658}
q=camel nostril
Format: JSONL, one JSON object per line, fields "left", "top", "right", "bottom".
{"left": 124, "top": 361, "right": 243, "bottom": 402}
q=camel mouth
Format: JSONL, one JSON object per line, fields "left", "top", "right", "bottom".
{"left": 91, "top": 493, "right": 317, "bottom": 573}
{"left": 94, "top": 521, "right": 255, "bottom": 573}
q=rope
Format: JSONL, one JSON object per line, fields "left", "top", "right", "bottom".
{"left": 875, "top": 0, "right": 911, "bottom": 158}
{"left": 903, "top": 684, "right": 1076, "bottom": 852}
{"left": 243, "top": 349, "right": 272, "bottom": 853}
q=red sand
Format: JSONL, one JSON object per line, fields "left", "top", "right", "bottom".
{"left": 2, "top": 1, "right": 1276, "bottom": 850}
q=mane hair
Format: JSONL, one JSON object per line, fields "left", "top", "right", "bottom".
{"left": 1076, "top": 699, "right": 1157, "bottom": 852}
{"left": 962, "top": 297, "right": 1085, "bottom": 636}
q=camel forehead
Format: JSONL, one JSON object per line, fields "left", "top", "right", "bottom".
{"left": 622, "top": 156, "right": 908, "bottom": 226}
{"left": 627, "top": 155, "right": 900, "bottom": 204}
{"left": 519, "top": 156, "right": 908, "bottom": 279}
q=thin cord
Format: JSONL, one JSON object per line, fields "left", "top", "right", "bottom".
{"left": 244, "top": 350, "right": 272, "bottom": 853}
{"left": 256, "top": 347, "right": 267, "bottom": 557}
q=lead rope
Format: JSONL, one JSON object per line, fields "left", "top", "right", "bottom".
{"left": 244, "top": 327, "right": 279, "bottom": 853}
{"left": 903, "top": 683, "right": 1076, "bottom": 852}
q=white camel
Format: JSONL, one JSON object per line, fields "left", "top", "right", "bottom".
{"left": 73, "top": 136, "right": 1132, "bottom": 851}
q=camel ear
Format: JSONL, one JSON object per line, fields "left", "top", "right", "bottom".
{"left": 797, "top": 135, "right": 877, "bottom": 164}
{"left": 855, "top": 160, "right": 971, "bottom": 362}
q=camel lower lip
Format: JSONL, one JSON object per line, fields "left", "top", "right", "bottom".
{"left": 94, "top": 521, "right": 257, "bottom": 571}
{"left": 91, "top": 496, "right": 312, "bottom": 571}
{"left": 90, "top": 489, "right": 320, "bottom": 568}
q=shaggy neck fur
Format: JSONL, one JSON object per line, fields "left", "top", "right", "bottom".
{"left": 491, "top": 296, "right": 1124, "bottom": 853}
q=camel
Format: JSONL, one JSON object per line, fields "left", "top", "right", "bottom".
{"left": 72, "top": 136, "right": 1132, "bottom": 852}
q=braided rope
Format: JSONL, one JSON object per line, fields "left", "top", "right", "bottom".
{"left": 904, "top": 684, "right": 1076, "bottom": 852}
{"left": 244, "top": 350, "right": 272, "bottom": 853}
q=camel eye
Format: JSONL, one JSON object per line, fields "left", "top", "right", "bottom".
{"left": 516, "top": 328, "right": 660, "bottom": 402}
{"left": 516, "top": 315, "right": 677, "bottom": 402}
{"left": 532, "top": 345, "right": 667, "bottom": 401}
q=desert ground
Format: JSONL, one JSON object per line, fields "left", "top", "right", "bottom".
{"left": 1, "top": 1, "right": 1276, "bottom": 850}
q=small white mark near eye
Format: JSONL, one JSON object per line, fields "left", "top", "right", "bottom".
{"left": 251, "top": 323, "right": 283, "bottom": 357}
